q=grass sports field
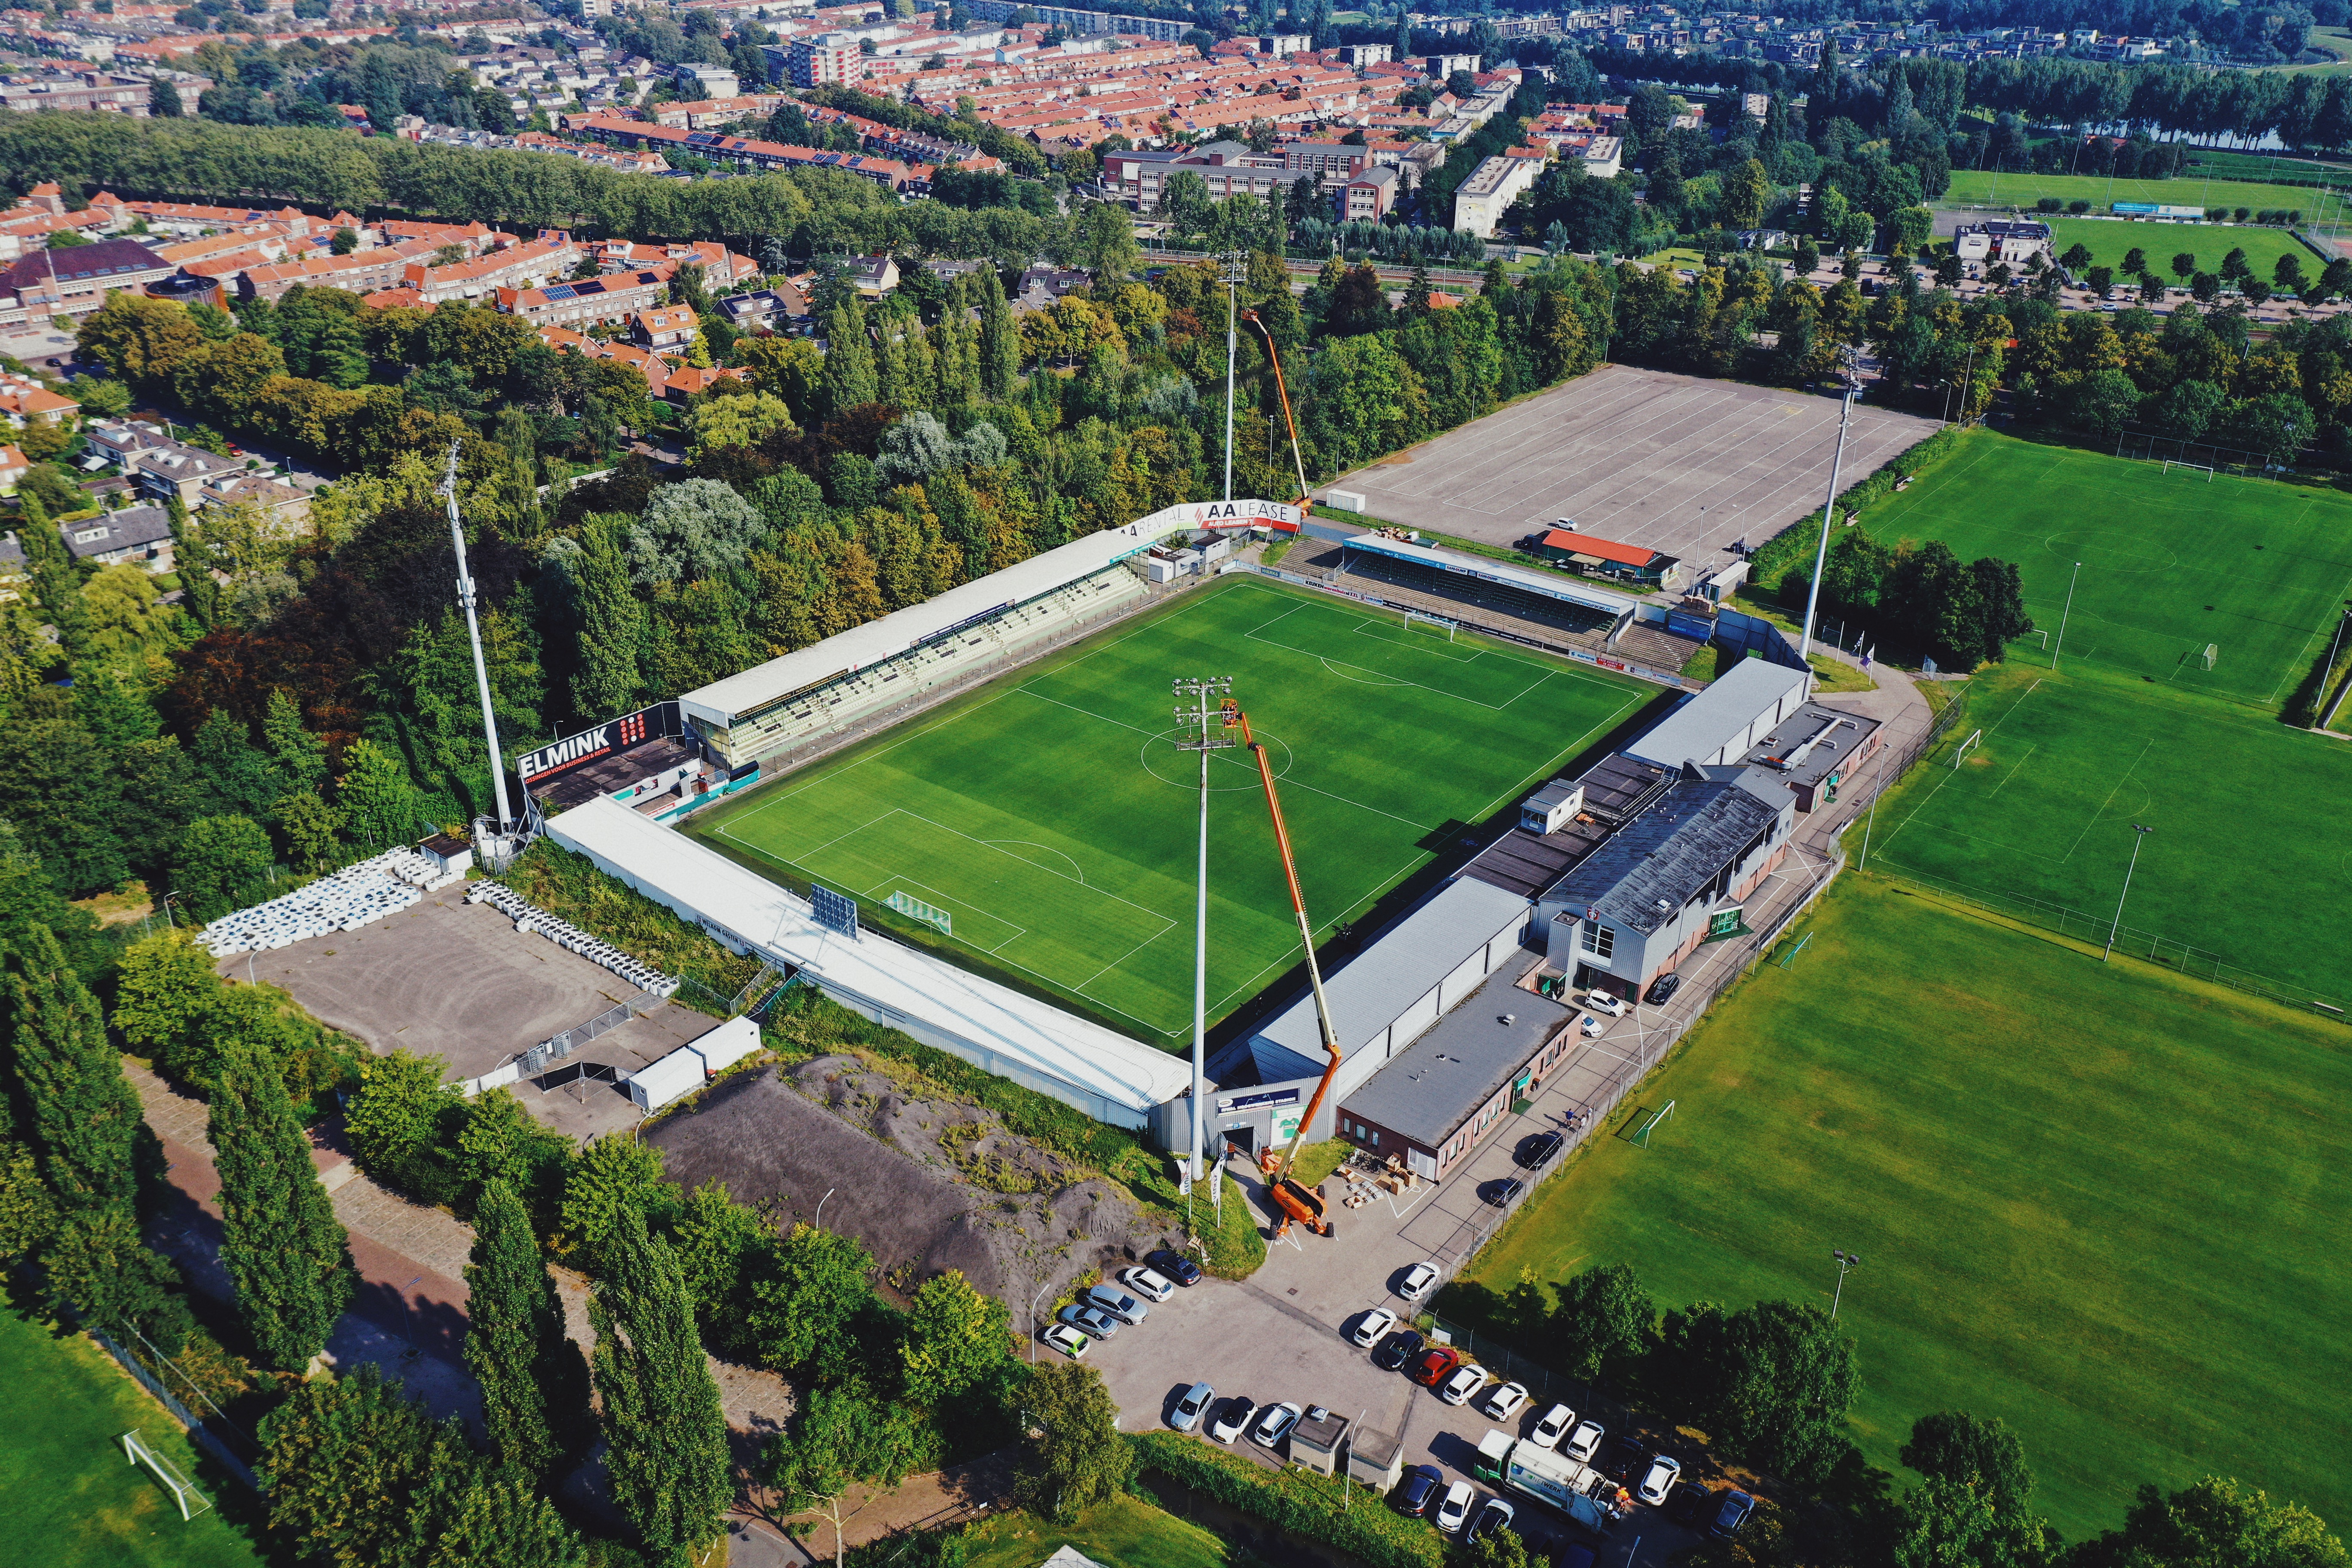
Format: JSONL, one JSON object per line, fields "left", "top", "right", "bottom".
{"left": 1853, "top": 429, "right": 2352, "bottom": 709}
{"left": 1943, "top": 168, "right": 2348, "bottom": 214}
{"left": 2034, "top": 215, "right": 2316, "bottom": 282}
{"left": 0, "top": 1285, "right": 266, "bottom": 1568}
{"left": 1467, "top": 879, "right": 2352, "bottom": 1544}
{"left": 692, "top": 578, "right": 1656, "bottom": 1045}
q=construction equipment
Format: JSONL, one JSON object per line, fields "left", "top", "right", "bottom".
{"left": 1240, "top": 309, "right": 1312, "bottom": 512}
{"left": 1230, "top": 700, "right": 1341, "bottom": 1240}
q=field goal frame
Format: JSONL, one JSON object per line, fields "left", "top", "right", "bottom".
{"left": 1951, "top": 728, "right": 1984, "bottom": 769}
{"left": 2162, "top": 459, "right": 2214, "bottom": 482}
{"left": 122, "top": 1430, "right": 211, "bottom": 1521}
{"left": 885, "top": 888, "right": 954, "bottom": 937}
{"left": 1402, "top": 608, "right": 1458, "bottom": 641}
{"left": 2202, "top": 643, "right": 2218, "bottom": 670}
{"left": 1629, "top": 1099, "right": 1676, "bottom": 1148}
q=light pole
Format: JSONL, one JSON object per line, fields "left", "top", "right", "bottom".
{"left": 2052, "top": 560, "right": 2081, "bottom": 669}
{"left": 814, "top": 1186, "right": 835, "bottom": 1231}
{"left": 1219, "top": 250, "right": 1246, "bottom": 501}
{"left": 1029, "top": 1277, "right": 1056, "bottom": 1362}
{"left": 2103, "top": 825, "right": 2154, "bottom": 962}
{"left": 1829, "top": 1250, "right": 1860, "bottom": 1320}
{"left": 1172, "top": 677, "right": 1237, "bottom": 1186}
{"left": 1797, "top": 349, "right": 1858, "bottom": 674}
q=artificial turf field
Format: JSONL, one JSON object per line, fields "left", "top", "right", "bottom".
{"left": 1943, "top": 168, "right": 2346, "bottom": 214}
{"left": 691, "top": 577, "right": 1656, "bottom": 1045}
{"left": 0, "top": 1283, "right": 266, "bottom": 1568}
{"left": 1466, "top": 878, "right": 2352, "bottom": 1544}
{"left": 2033, "top": 215, "right": 2315, "bottom": 284}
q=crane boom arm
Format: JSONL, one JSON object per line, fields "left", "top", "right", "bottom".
{"left": 1241, "top": 309, "right": 1312, "bottom": 511}
{"left": 1236, "top": 709, "right": 1342, "bottom": 1187}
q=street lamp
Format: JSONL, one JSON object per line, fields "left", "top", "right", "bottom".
{"left": 1029, "top": 1278, "right": 1057, "bottom": 1363}
{"left": 1829, "top": 1250, "right": 1861, "bottom": 1320}
{"left": 814, "top": 1187, "right": 836, "bottom": 1231}
{"left": 2103, "top": 825, "right": 2155, "bottom": 962}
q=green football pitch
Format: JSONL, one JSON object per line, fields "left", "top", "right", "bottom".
{"left": 1865, "top": 660, "right": 2352, "bottom": 1003}
{"left": 2033, "top": 215, "right": 2315, "bottom": 284}
{"left": 690, "top": 579, "right": 1656, "bottom": 1045}
{"left": 1943, "top": 168, "right": 2349, "bottom": 214}
{"left": 1851, "top": 429, "right": 2352, "bottom": 709}
{"left": 1466, "top": 879, "right": 2352, "bottom": 1544}
{"left": 0, "top": 1283, "right": 267, "bottom": 1568}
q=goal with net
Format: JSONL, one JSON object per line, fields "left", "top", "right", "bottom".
{"left": 2202, "top": 643, "right": 2218, "bottom": 670}
{"left": 2163, "top": 459, "right": 2214, "bottom": 481}
{"left": 122, "top": 1430, "right": 211, "bottom": 1522}
{"left": 1951, "top": 728, "right": 1983, "bottom": 769}
{"left": 1630, "top": 1100, "right": 1676, "bottom": 1148}
{"left": 1403, "top": 609, "right": 1458, "bottom": 640}
{"left": 886, "top": 889, "right": 954, "bottom": 937}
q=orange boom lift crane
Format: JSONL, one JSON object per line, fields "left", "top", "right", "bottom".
{"left": 1227, "top": 698, "right": 1342, "bottom": 1240}
{"left": 1241, "top": 309, "right": 1313, "bottom": 512}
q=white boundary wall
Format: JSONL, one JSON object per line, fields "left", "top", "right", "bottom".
{"left": 545, "top": 797, "right": 1189, "bottom": 1127}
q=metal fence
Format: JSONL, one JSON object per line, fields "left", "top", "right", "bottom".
{"left": 89, "top": 1326, "right": 262, "bottom": 1493}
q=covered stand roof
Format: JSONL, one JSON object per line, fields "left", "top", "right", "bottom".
{"left": 1339, "top": 533, "right": 1639, "bottom": 617}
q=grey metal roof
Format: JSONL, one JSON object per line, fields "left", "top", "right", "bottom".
{"left": 1549, "top": 780, "right": 1781, "bottom": 936}
{"left": 1250, "top": 875, "right": 1530, "bottom": 1072}
{"left": 1339, "top": 960, "right": 1570, "bottom": 1149}
{"left": 1739, "top": 701, "right": 1882, "bottom": 790}
{"left": 1623, "top": 656, "right": 1807, "bottom": 769}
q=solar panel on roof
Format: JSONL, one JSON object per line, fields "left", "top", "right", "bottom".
{"left": 542, "top": 282, "right": 576, "bottom": 301}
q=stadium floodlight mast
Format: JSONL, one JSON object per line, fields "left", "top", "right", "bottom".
{"left": 1173, "top": 676, "right": 1238, "bottom": 1186}
{"left": 1218, "top": 251, "right": 1248, "bottom": 502}
{"left": 1830, "top": 1249, "right": 1861, "bottom": 1319}
{"left": 441, "top": 442, "right": 515, "bottom": 848}
{"left": 2103, "top": 824, "right": 2155, "bottom": 962}
{"left": 1797, "top": 346, "right": 1859, "bottom": 674}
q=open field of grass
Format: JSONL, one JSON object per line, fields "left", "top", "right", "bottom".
{"left": 1465, "top": 878, "right": 2352, "bottom": 1544}
{"left": 0, "top": 1286, "right": 267, "bottom": 1568}
{"left": 961, "top": 1494, "right": 1230, "bottom": 1568}
{"left": 1944, "top": 168, "right": 2349, "bottom": 214}
{"left": 692, "top": 578, "right": 1655, "bottom": 1046}
{"left": 2034, "top": 214, "right": 2318, "bottom": 282}
{"left": 1853, "top": 429, "right": 2352, "bottom": 708}
{"left": 1864, "top": 659, "right": 2352, "bottom": 1004}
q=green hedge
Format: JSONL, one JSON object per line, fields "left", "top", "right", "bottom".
{"left": 1129, "top": 1432, "right": 1444, "bottom": 1568}
{"left": 1746, "top": 423, "right": 1966, "bottom": 593}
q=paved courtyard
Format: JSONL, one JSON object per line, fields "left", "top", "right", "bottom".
{"left": 1323, "top": 364, "right": 1939, "bottom": 582}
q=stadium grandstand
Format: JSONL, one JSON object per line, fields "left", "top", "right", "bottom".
{"left": 1337, "top": 533, "right": 1639, "bottom": 641}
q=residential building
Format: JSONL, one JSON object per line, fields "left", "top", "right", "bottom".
{"left": 0, "top": 237, "right": 172, "bottom": 318}
{"left": 717, "top": 285, "right": 809, "bottom": 333}
{"left": 672, "top": 62, "right": 738, "bottom": 98}
{"left": 0, "top": 371, "right": 78, "bottom": 428}
{"left": 1344, "top": 164, "right": 1397, "bottom": 220}
{"left": 1451, "top": 150, "right": 1541, "bottom": 237}
{"left": 238, "top": 238, "right": 442, "bottom": 301}
{"left": 848, "top": 255, "right": 900, "bottom": 297}
{"left": 404, "top": 232, "right": 582, "bottom": 303}
{"left": 1335, "top": 42, "right": 1392, "bottom": 65}
{"left": 126, "top": 439, "right": 243, "bottom": 508}
{"left": 631, "top": 304, "right": 700, "bottom": 351}
{"left": 535, "top": 324, "right": 670, "bottom": 395}
{"left": 785, "top": 32, "right": 865, "bottom": 87}
{"left": 59, "top": 503, "right": 173, "bottom": 570}
{"left": 498, "top": 268, "right": 670, "bottom": 331}
{"left": 1953, "top": 219, "right": 2052, "bottom": 264}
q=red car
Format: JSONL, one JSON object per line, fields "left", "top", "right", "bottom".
{"left": 1409, "top": 1346, "right": 1464, "bottom": 1386}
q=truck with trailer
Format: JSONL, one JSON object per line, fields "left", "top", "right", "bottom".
{"left": 1473, "top": 1430, "right": 1627, "bottom": 1536}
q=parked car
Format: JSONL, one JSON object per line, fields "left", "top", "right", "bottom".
{"left": 1468, "top": 1497, "right": 1517, "bottom": 1544}
{"left": 1600, "top": 1437, "right": 1645, "bottom": 1483}
{"left": 1398, "top": 1262, "right": 1440, "bottom": 1301}
{"left": 1481, "top": 1176, "right": 1524, "bottom": 1207}
{"left": 1531, "top": 1402, "right": 1577, "bottom": 1449}
{"left": 1058, "top": 1303, "right": 1120, "bottom": 1338}
{"left": 1373, "top": 1329, "right": 1425, "bottom": 1371}
{"left": 1644, "top": 973, "right": 1683, "bottom": 1005}
{"left": 1081, "top": 1285, "right": 1148, "bottom": 1325}
{"left": 1252, "top": 1401, "right": 1303, "bottom": 1449}
{"left": 1565, "top": 1419, "right": 1605, "bottom": 1461}
{"left": 1438, "top": 1363, "right": 1490, "bottom": 1406}
{"left": 1582, "top": 990, "right": 1627, "bottom": 1017}
{"left": 1580, "top": 1012, "right": 1606, "bottom": 1038}
{"left": 1712, "top": 1489, "right": 1756, "bottom": 1538}
{"left": 1169, "top": 1381, "right": 1214, "bottom": 1433}
{"left": 1516, "top": 1130, "right": 1564, "bottom": 1169}
{"left": 1484, "top": 1381, "right": 1528, "bottom": 1421}
{"left": 1436, "top": 1482, "right": 1476, "bottom": 1533}
{"left": 1039, "top": 1323, "right": 1090, "bottom": 1359}
{"left": 1394, "top": 1464, "right": 1445, "bottom": 1516}
{"left": 1209, "top": 1397, "right": 1253, "bottom": 1444}
{"left": 1351, "top": 1306, "right": 1398, "bottom": 1348}
{"left": 1121, "top": 1265, "right": 1176, "bottom": 1303}
{"left": 1409, "top": 1346, "right": 1464, "bottom": 1386}
{"left": 1638, "top": 1455, "right": 1683, "bottom": 1507}
{"left": 1668, "top": 1483, "right": 1711, "bottom": 1528}
{"left": 1145, "top": 1248, "right": 1203, "bottom": 1286}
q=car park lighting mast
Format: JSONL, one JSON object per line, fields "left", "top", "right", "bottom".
{"left": 1798, "top": 347, "right": 1858, "bottom": 674}
{"left": 1232, "top": 703, "right": 1340, "bottom": 1239}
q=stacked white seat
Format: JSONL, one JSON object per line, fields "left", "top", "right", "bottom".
{"left": 468, "top": 884, "right": 680, "bottom": 998}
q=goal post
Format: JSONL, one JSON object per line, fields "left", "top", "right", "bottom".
{"left": 1951, "top": 728, "right": 1983, "bottom": 769}
{"left": 1630, "top": 1100, "right": 1675, "bottom": 1148}
{"left": 1403, "top": 609, "right": 1457, "bottom": 640}
{"left": 2202, "top": 643, "right": 2218, "bottom": 670}
{"left": 122, "top": 1430, "right": 211, "bottom": 1522}
{"left": 885, "top": 889, "right": 953, "bottom": 937}
{"left": 2162, "top": 459, "right": 2214, "bottom": 482}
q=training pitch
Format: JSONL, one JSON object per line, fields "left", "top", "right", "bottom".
{"left": 1467, "top": 879, "right": 2352, "bottom": 1544}
{"left": 1942, "top": 168, "right": 2345, "bottom": 215}
{"left": 1853, "top": 428, "right": 2352, "bottom": 709}
{"left": 689, "top": 578, "right": 1656, "bottom": 1046}
{"left": 1321, "top": 364, "right": 1938, "bottom": 576}
{"left": 2030, "top": 215, "right": 2317, "bottom": 283}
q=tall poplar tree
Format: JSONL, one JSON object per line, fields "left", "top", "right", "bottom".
{"left": 975, "top": 273, "right": 1020, "bottom": 399}
{"left": 819, "top": 300, "right": 878, "bottom": 415}
{"left": 591, "top": 1207, "right": 731, "bottom": 1567}
{"left": 15, "top": 494, "right": 90, "bottom": 664}
{"left": 462, "top": 1176, "right": 591, "bottom": 1481}
{"left": 208, "top": 1030, "right": 353, "bottom": 1370}
{"left": 1, "top": 927, "right": 189, "bottom": 1346}
{"left": 570, "top": 514, "right": 646, "bottom": 720}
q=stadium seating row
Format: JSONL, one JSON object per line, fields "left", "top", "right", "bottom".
{"left": 466, "top": 882, "right": 681, "bottom": 998}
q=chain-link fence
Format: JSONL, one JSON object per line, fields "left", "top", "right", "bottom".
{"left": 89, "top": 1324, "right": 262, "bottom": 1492}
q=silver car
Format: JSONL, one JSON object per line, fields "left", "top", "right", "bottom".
{"left": 1082, "top": 1284, "right": 1149, "bottom": 1325}
{"left": 1170, "top": 1381, "right": 1214, "bottom": 1433}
